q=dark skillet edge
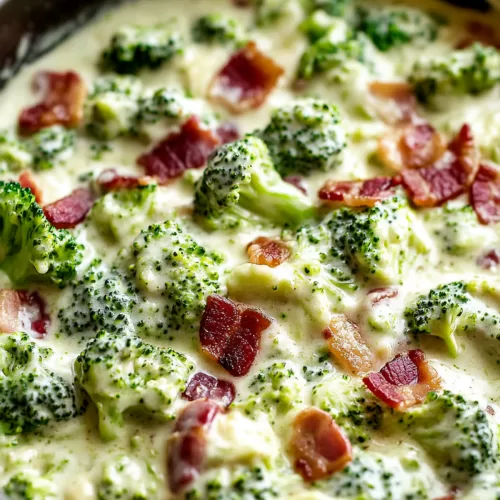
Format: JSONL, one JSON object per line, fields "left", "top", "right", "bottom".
{"left": 0, "top": 0, "right": 495, "bottom": 90}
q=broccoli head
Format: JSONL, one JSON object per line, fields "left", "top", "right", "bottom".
{"left": 0, "top": 181, "right": 83, "bottom": 286}
{"left": 258, "top": 98, "right": 346, "bottom": 177}
{"left": 1, "top": 472, "right": 57, "bottom": 500}
{"left": 304, "top": 0, "right": 351, "bottom": 18}
{"left": 0, "top": 130, "right": 32, "bottom": 173}
{"left": 191, "top": 14, "right": 246, "bottom": 46}
{"left": 101, "top": 23, "right": 183, "bottom": 74}
{"left": 28, "top": 126, "right": 75, "bottom": 171}
{"left": 74, "top": 331, "right": 194, "bottom": 440}
{"left": 402, "top": 391, "right": 498, "bottom": 484}
{"left": 0, "top": 333, "right": 79, "bottom": 435}
{"left": 409, "top": 43, "right": 500, "bottom": 107}
{"left": 194, "top": 136, "right": 315, "bottom": 230}
{"left": 136, "top": 87, "right": 190, "bottom": 125}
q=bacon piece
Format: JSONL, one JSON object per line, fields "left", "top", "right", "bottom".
{"left": 470, "top": 163, "right": 500, "bottom": 224}
{"left": 0, "top": 290, "right": 22, "bottom": 333}
{"left": 319, "top": 177, "right": 398, "bottom": 207}
{"left": 167, "top": 400, "right": 220, "bottom": 494}
{"left": 18, "top": 71, "right": 86, "bottom": 135}
{"left": 284, "top": 175, "right": 308, "bottom": 195}
{"left": 200, "top": 295, "right": 272, "bottom": 377}
{"left": 247, "top": 237, "right": 290, "bottom": 268}
{"left": 18, "top": 291, "right": 50, "bottom": 337}
{"left": 368, "top": 287, "right": 398, "bottom": 304}
{"left": 96, "top": 168, "right": 153, "bottom": 192}
{"left": 209, "top": 41, "right": 284, "bottom": 113}
{"left": 369, "top": 81, "right": 417, "bottom": 125}
{"left": 216, "top": 123, "right": 240, "bottom": 144}
{"left": 43, "top": 188, "right": 94, "bottom": 229}
{"left": 323, "top": 315, "right": 373, "bottom": 375}
{"left": 138, "top": 116, "right": 220, "bottom": 183}
{"left": 18, "top": 171, "right": 43, "bottom": 204}
{"left": 363, "top": 349, "right": 441, "bottom": 411}
{"left": 290, "top": 408, "right": 352, "bottom": 482}
{"left": 477, "top": 249, "right": 500, "bottom": 270}
{"left": 182, "top": 372, "right": 236, "bottom": 408}
{"left": 456, "top": 21, "right": 500, "bottom": 49}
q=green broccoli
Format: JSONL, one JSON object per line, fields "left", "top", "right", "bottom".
{"left": 28, "top": 126, "right": 75, "bottom": 171}
{"left": 0, "top": 130, "right": 32, "bottom": 173}
{"left": 355, "top": 6, "right": 439, "bottom": 52}
{"left": 257, "top": 98, "right": 346, "bottom": 177}
{"left": 194, "top": 136, "right": 315, "bottom": 230}
{"left": 0, "top": 333, "right": 79, "bottom": 435}
{"left": 1, "top": 472, "right": 57, "bottom": 500}
{"left": 101, "top": 23, "right": 183, "bottom": 74}
{"left": 312, "top": 374, "right": 383, "bottom": 445}
{"left": 254, "top": 0, "right": 303, "bottom": 26}
{"left": 74, "top": 331, "right": 194, "bottom": 440}
{"left": 0, "top": 181, "right": 83, "bottom": 286}
{"left": 191, "top": 14, "right": 246, "bottom": 46}
{"left": 409, "top": 43, "right": 500, "bottom": 107}
{"left": 304, "top": 0, "right": 351, "bottom": 18}
{"left": 300, "top": 10, "right": 340, "bottom": 42}
{"left": 136, "top": 87, "right": 189, "bottom": 125}
{"left": 401, "top": 391, "right": 497, "bottom": 484}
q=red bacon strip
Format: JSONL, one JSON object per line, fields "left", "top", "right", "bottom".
{"left": 43, "top": 188, "right": 94, "bottom": 229}
{"left": 470, "top": 163, "right": 500, "bottom": 225}
{"left": 19, "top": 171, "right": 43, "bottom": 204}
{"left": 477, "top": 249, "right": 500, "bottom": 270}
{"left": 209, "top": 41, "right": 284, "bottom": 113}
{"left": 247, "top": 237, "right": 290, "bottom": 268}
{"left": 284, "top": 175, "right": 308, "bottom": 195}
{"left": 167, "top": 399, "right": 220, "bottom": 493}
{"left": 138, "top": 116, "right": 220, "bottom": 183}
{"left": 369, "top": 81, "right": 417, "bottom": 125}
{"left": 216, "top": 123, "right": 240, "bottom": 144}
{"left": 18, "top": 71, "right": 86, "bottom": 135}
{"left": 182, "top": 372, "right": 236, "bottom": 408}
{"left": 0, "top": 290, "right": 22, "bottom": 334}
{"left": 456, "top": 21, "right": 500, "bottom": 49}
{"left": 368, "top": 287, "right": 398, "bottom": 304}
{"left": 96, "top": 168, "right": 152, "bottom": 192}
{"left": 0, "top": 290, "right": 50, "bottom": 336}
{"left": 363, "top": 349, "right": 441, "bottom": 411}
{"left": 319, "top": 176, "right": 399, "bottom": 208}
{"left": 200, "top": 295, "right": 272, "bottom": 377}
{"left": 290, "top": 408, "right": 352, "bottom": 482}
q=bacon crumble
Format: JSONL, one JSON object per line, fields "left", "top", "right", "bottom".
{"left": 368, "top": 287, "right": 399, "bottom": 304}
{"left": 19, "top": 171, "right": 43, "bottom": 204}
{"left": 0, "top": 290, "right": 50, "bottom": 336}
{"left": 369, "top": 81, "right": 417, "bottom": 125}
{"left": 284, "top": 175, "right": 308, "bottom": 195}
{"left": 96, "top": 168, "right": 152, "bottom": 192}
{"left": 247, "top": 237, "right": 291, "bottom": 268}
{"left": 477, "top": 249, "right": 500, "bottom": 270}
{"left": 43, "top": 187, "right": 95, "bottom": 229}
{"left": 470, "top": 163, "right": 500, "bottom": 225}
{"left": 182, "top": 372, "right": 236, "bottom": 408}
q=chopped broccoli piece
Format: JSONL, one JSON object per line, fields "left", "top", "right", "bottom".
{"left": 409, "top": 43, "right": 500, "bottom": 107}
{"left": 255, "top": 0, "right": 303, "bottom": 26}
{"left": 0, "top": 130, "right": 32, "bottom": 173}
{"left": 0, "top": 333, "right": 79, "bottom": 435}
{"left": 194, "top": 136, "right": 315, "bottom": 230}
{"left": 300, "top": 10, "right": 340, "bottom": 42}
{"left": 191, "top": 14, "right": 246, "bottom": 46}
{"left": 28, "top": 126, "right": 75, "bottom": 171}
{"left": 101, "top": 23, "right": 183, "bottom": 74}
{"left": 0, "top": 181, "right": 83, "bottom": 286}
{"left": 304, "top": 0, "right": 350, "bottom": 18}
{"left": 1, "top": 472, "right": 57, "bottom": 500}
{"left": 258, "top": 98, "right": 346, "bottom": 177}
{"left": 402, "top": 391, "right": 498, "bottom": 484}
{"left": 74, "top": 331, "right": 194, "bottom": 440}
{"left": 136, "top": 87, "right": 189, "bottom": 124}
{"left": 356, "top": 6, "right": 439, "bottom": 52}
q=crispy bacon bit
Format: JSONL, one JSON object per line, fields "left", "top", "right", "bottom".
{"left": 0, "top": 290, "right": 21, "bottom": 333}
{"left": 363, "top": 349, "right": 441, "bottom": 411}
{"left": 208, "top": 41, "right": 284, "bottom": 113}
{"left": 18, "top": 291, "right": 50, "bottom": 337}
{"left": 456, "top": 21, "right": 500, "bottom": 49}
{"left": 448, "top": 123, "right": 478, "bottom": 179}
{"left": 200, "top": 295, "right": 272, "bottom": 377}
{"left": 247, "top": 237, "right": 290, "bottom": 268}
{"left": 477, "top": 249, "right": 500, "bottom": 270}
{"left": 138, "top": 116, "right": 220, "bottom": 183}
{"left": 368, "top": 287, "right": 398, "bottom": 304}
{"left": 369, "top": 81, "right": 417, "bottom": 125}
{"left": 43, "top": 188, "right": 94, "bottom": 229}
{"left": 284, "top": 175, "right": 308, "bottom": 195}
{"left": 486, "top": 405, "right": 495, "bottom": 416}
{"left": 216, "top": 123, "right": 240, "bottom": 144}
{"left": 470, "top": 163, "right": 500, "bottom": 225}
{"left": 18, "top": 71, "right": 86, "bottom": 135}
{"left": 167, "top": 400, "right": 220, "bottom": 493}
{"left": 319, "top": 177, "right": 398, "bottom": 208}
{"left": 182, "top": 372, "right": 236, "bottom": 408}
{"left": 96, "top": 168, "right": 152, "bottom": 192}
{"left": 19, "top": 171, "right": 43, "bottom": 204}
{"left": 323, "top": 315, "right": 373, "bottom": 375}
{"left": 290, "top": 408, "right": 352, "bottom": 482}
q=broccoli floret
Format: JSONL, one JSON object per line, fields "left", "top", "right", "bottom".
{"left": 27, "top": 126, "right": 75, "bottom": 171}
{"left": 355, "top": 6, "right": 439, "bottom": 52}
{"left": 312, "top": 374, "right": 383, "bottom": 445}
{"left": 0, "top": 333, "right": 79, "bottom": 435}
{"left": 304, "top": 0, "right": 350, "bottom": 17}
{"left": 402, "top": 391, "right": 497, "bottom": 484}
{"left": 74, "top": 331, "right": 194, "bottom": 440}
{"left": 0, "top": 130, "right": 32, "bottom": 173}
{"left": 191, "top": 14, "right": 246, "bottom": 46}
{"left": 136, "top": 87, "right": 189, "bottom": 124}
{"left": 257, "top": 98, "right": 346, "bottom": 177}
{"left": 101, "top": 24, "right": 183, "bottom": 74}
{"left": 0, "top": 181, "right": 83, "bottom": 286}
{"left": 1, "top": 472, "right": 57, "bottom": 500}
{"left": 296, "top": 196, "right": 430, "bottom": 287}
{"left": 85, "top": 76, "right": 143, "bottom": 140}
{"left": 409, "top": 43, "right": 500, "bottom": 107}
{"left": 254, "top": 0, "right": 303, "bottom": 26}
{"left": 194, "top": 136, "right": 315, "bottom": 230}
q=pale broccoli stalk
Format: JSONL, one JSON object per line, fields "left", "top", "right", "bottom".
{"left": 1, "top": 472, "right": 57, "bottom": 500}
{"left": 194, "top": 136, "right": 315, "bottom": 230}
{"left": 28, "top": 126, "right": 75, "bottom": 171}
{"left": 191, "top": 14, "right": 246, "bottom": 46}
{"left": 257, "top": 98, "right": 346, "bottom": 177}
{"left": 401, "top": 391, "right": 498, "bottom": 484}
{"left": 0, "top": 333, "right": 79, "bottom": 435}
{"left": 0, "top": 130, "right": 32, "bottom": 173}
{"left": 74, "top": 331, "right": 194, "bottom": 440}
{"left": 101, "top": 23, "right": 183, "bottom": 74}
{"left": 409, "top": 43, "right": 500, "bottom": 107}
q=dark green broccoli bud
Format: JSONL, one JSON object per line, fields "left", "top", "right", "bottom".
{"left": 0, "top": 130, "right": 32, "bottom": 173}
{"left": 300, "top": 10, "right": 340, "bottom": 42}
{"left": 74, "top": 331, "right": 194, "bottom": 440}
{"left": 191, "top": 14, "right": 246, "bottom": 46}
{"left": 101, "top": 24, "right": 183, "bottom": 74}
{"left": 402, "top": 391, "right": 498, "bottom": 484}
{"left": 409, "top": 43, "right": 500, "bottom": 107}
{"left": 0, "top": 333, "right": 79, "bottom": 435}
{"left": 0, "top": 181, "right": 83, "bottom": 286}
{"left": 136, "top": 87, "right": 189, "bottom": 124}
{"left": 28, "top": 126, "right": 75, "bottom": 171}
{"left": 258, "top": 98, "right": 346, "bottom": 177}
{"left": 355, "top": 6, "right": 439, "bottom": 52}
{"left": 1, "top": 472, "right": 57, "bottom": 500}
{"left": 194, "top": 136, "right": 315, "bottom": 230}
{"left": 305, "top": 0, "right": 350, "bottom": 18}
